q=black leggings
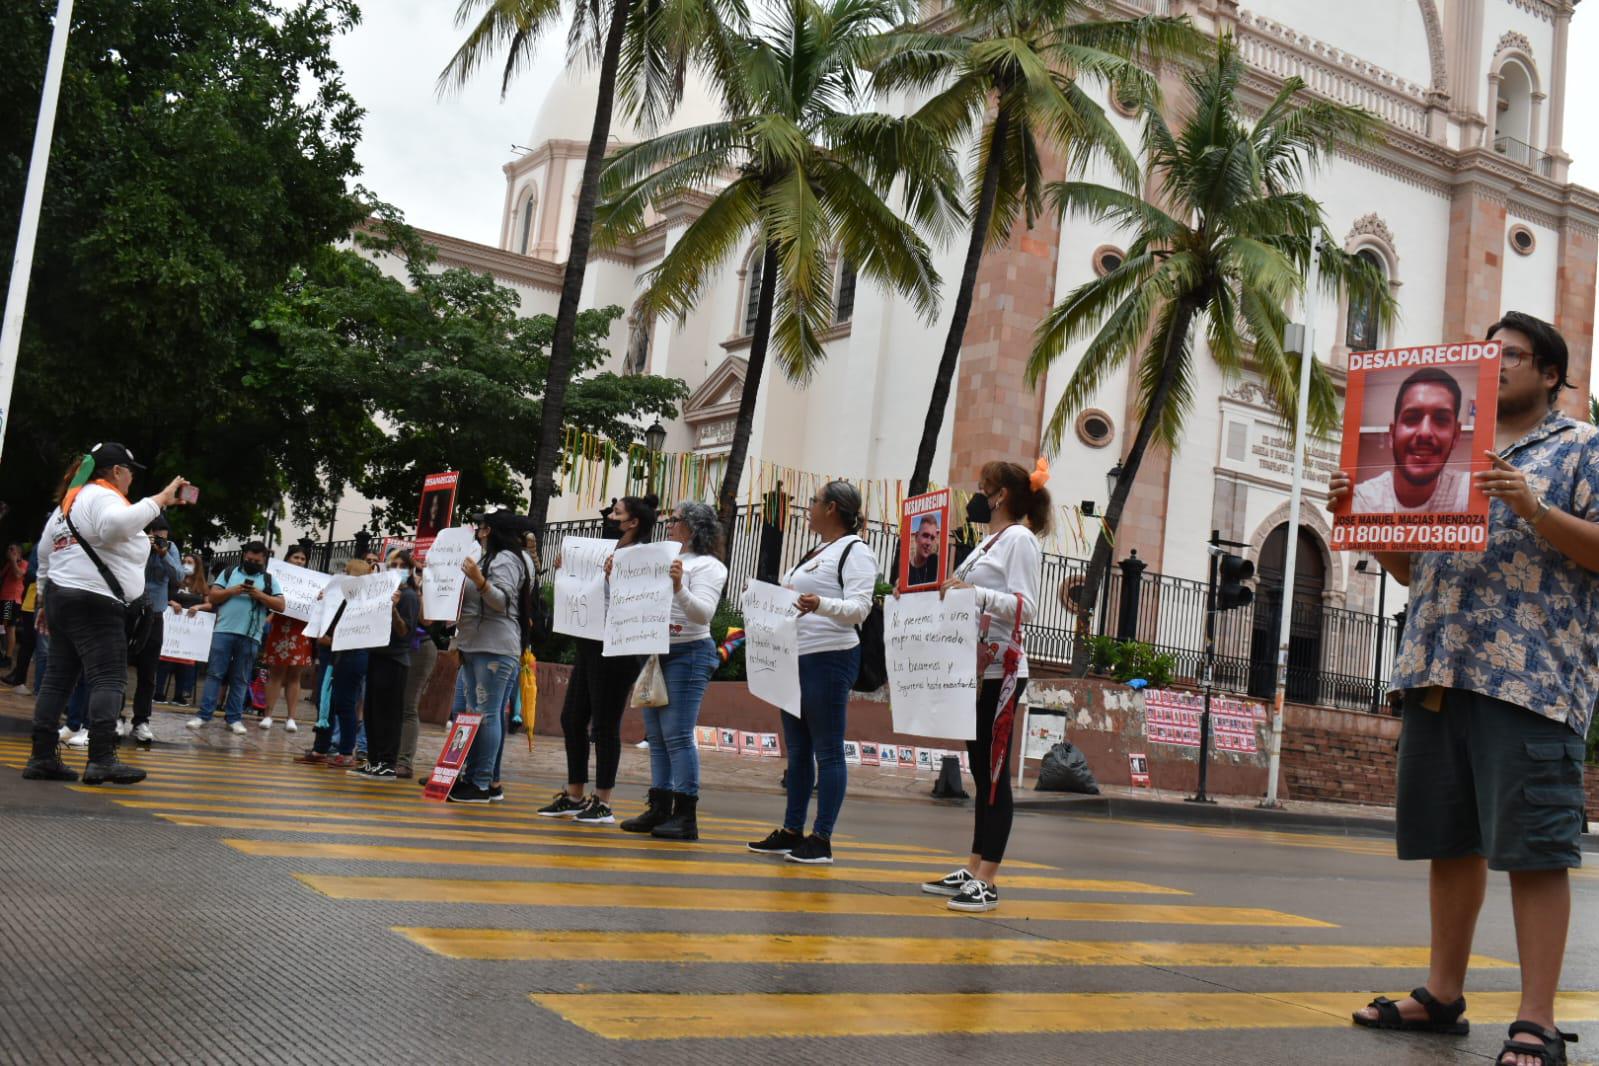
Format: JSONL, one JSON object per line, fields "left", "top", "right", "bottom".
{"left": 561, "top": 639, "right": 642, "bottom": 791}
{"left": 966, "top": 677, "right": 1026, "bottom": 864}
{"left": 364, "top": 655, "right": 410, "bottom": 768}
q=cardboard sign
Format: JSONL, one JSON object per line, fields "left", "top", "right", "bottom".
{"left": 1333, "top": 341, "right": 1500, "bottom": 551}
{"left": 331, "top": 570, "right": 406, "bottom": 652}
{"left": 603, "top": 541, "right": 681, "bottom": 657}
{"left": 554, "top": 536, "right": 614, "bottom": 641}
{"left": 883, "top": 588, "right": 979, "bottom": 740}
{"left": 423, "top": 713, "right": 483, "bottom": 802}
{"left": 420, "top": 527, "right": 481, "bottom": 622}
{"left": 1128, "top": 752, "right": 1151, "bottom": 787}
{"left": 414, "top": 471, "right": 460, "bottom": 560}
{"left": 160, "top": 608, "right": 215, "bottom": 662}
{"left": 741, "top": 580, "right": 802, "bottom": 716}
{"left": 267, "top": 559, "right": 334, "bottom": 624}
{"left": 898, "top": 490, "right": 951, "bottom": 592}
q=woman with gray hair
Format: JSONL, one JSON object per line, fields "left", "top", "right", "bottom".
{"left": 620, "top": 499, "right": 727, "bottom": 840}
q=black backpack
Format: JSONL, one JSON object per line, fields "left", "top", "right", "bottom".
{"left": 837, "top": 539, "right": 886, "bottom": 692}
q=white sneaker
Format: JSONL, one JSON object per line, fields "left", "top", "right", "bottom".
{"left": 66, "top": 728, "right": 89, "bottom": 748}
{"left": 228, "top": 721, "right": 247, "bottom": 735}
{"left": 58, "top": 725, "right": 71, "bottom": 741}
{"left": 16, "top": 684, "right": 31, "bottom": 695}
{"left": 259, "top": 716, "right": 273, "bottom": 730}
{"left": 284, "top": 718, "right": 298, "bottom": 733}
{"left": 185, "top": 717, "right": 205, "bottom": 730}
{"left": 115, "top": 719, "right": 130, "bottom": 738}
{"left": 133, "top": 723, "right": 154, "bottom": 743}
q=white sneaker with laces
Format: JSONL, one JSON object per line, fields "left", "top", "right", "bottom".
{"left": 284, "top": 718, "right": 298, "bottom": 733}
{"left": 115, "top": 719, "right": 130, "bottom": 738}
{"left": 16, "top": 684, "right": 32, "bottom": 695}
{"left": 58, "top": 725, "right": 71, "bottom": 741}
{"left": 947, "top": 878, "right": 999, "bottom": 912}
{"left": 259, "top": 716, "right": 273, "bottom": 730}
{"left": 228, "top": 722, "right": 247, "bottom": 735}
{"left": 133, "top": 723, "right": 154, "bottom": 743}
{"left": 66, "top": 728, "right": 89, "bottom": 748}
{"left": 185, "top": 717, "right": 205, "bottom": 730}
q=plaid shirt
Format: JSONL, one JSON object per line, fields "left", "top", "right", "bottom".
{"left": 1391, "top": 409, "right": 1599, "bottom": 737}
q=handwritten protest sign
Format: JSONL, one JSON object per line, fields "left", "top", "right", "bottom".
{"left": 741, "top": 581, "right": 801, "bottom": 716}
{"left": 884, "top": 588, "right": 979, "bottom": 739}
{"left": 302, "top": 582, "right": 344, "bottom": 641}
{"left": 420, "top": 527, "right": 481, "bottom": 622}
{"left": 160, "top": 608, "right": 215, "bottom": 662}
{"left": 331, "top": 570, "right": 406, "bottom": 651}
{"left": 267, "top": 559, "right": 334, "bottom": 623}
{"left": 554, "top": 536, "right": 614, "bottom": 641}
{"left": 603, "top": 541, "right": 681, "bottom": 656}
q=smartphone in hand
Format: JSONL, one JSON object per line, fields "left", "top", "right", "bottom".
{"left": 178, "top": 484, "right": 200, "bottom": 504}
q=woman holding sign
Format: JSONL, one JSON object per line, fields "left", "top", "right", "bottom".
{"left": 259, "top": 545, "right": 316, "bottom": 733}
{"left": 620, "top": 500, "right": 726, "bottom": 840}
{"left": 920, "top": 459, "right": 1047, "bottom": 912}
{"left": 747, "top": 481, "right": 875, "bottom": 864}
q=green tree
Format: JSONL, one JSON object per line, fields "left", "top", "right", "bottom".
{"left": 1024, "top": 40, "right": 1393, "bottom": 671}
{"left": 0, "top": 0, "right": 365, "bottom": 541}
{"left": 438, "top": 0, "right": 745, "bottom": 531}
{"left": 598, "top": 0, "right": 962, "bottom": 537}
{"left": 868, "top": 0, "right": 1201, "bottom": 495}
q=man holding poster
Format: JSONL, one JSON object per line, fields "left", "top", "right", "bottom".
{"left": 1333, "top": 314, "right": 1593, "bottom": 1064}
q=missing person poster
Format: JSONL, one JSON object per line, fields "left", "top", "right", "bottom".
{"left": 423, "top": 713, "right": 483, "bottom": 802}
{"left": 414, "top": 471, "right": 461, "bottom": 560}
{"left": 1332, "top": 341, "right": 1500, "bottom": 552}
{"left": 898, "top": 490, "right": 950, "bottom": 592}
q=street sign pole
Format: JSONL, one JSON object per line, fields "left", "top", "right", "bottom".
{"left": 0, "top": 0, "right": 75, "bottom": 463}
{"left": 1187, "top": 531, "right": 1221, "bottom": 805}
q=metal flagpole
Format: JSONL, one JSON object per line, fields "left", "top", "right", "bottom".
{"left": 1262, "top": 241, "right": 1321, "bottom": 809}
{"left": 0, "top": 0, "right": 75, "bottom": 463}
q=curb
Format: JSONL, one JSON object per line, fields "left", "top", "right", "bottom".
{"left": 1013, "top": 792, "right": 1397, "bottom": 837}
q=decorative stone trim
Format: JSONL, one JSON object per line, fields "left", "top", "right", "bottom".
{"left": 1495, "top": 31, "right": 1535, "bottom": 59}
{"left": 1346, "top": 214, "right": 1397, "bottom": 258}
{"left": 1416, "top": 0, "right": 1448, "bottom": 93}
{"left": 1091, "top": 245, "right": 1126, "bottom": 277}
{"left": 1508, "top": 223, "right": 1538, "bottom": 256}
{"left": 1075, "top": 408, "right": 1116, "bottom": 448}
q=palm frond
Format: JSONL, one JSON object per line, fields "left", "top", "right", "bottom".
{"left": 636, "top": 177, "right": 762, "bottom": 321}
{"left": 437, "top": 0, "right": 565, "bottom": 97}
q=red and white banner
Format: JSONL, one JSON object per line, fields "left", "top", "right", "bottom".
{"left": 414, "top": 471, "right": 461, "bottom": 562}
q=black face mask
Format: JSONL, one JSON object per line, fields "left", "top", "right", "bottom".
{"left": 601, "top": 518, "right": 623, "bottom": 540}
{"left": 965, "top": 493, "right": 993, "bottom": 525}
{"left": 240, "top": 560, "right": 264, "bottom": 576}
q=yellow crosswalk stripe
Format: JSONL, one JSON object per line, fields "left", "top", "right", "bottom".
{"left": 225, "top": 838, "right": 1179, "bottom": 894}
{"left": 297, "top": 874, "right": 1334, "bottom": 926}
{"left": 395, "top": 928, "right": 1510, "bottom": 969}
{"left": 528, "top": 990, "right": 1599, "bottom": 1041}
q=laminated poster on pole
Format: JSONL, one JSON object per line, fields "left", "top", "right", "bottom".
{"left": 420, "top": 527, "right": 481, "bottom": 623}
{"left": 1332, "top": 341, "right": 1500, "bottom": 552}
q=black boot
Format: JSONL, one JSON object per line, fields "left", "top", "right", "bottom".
{"left": 620, "top": 788, "right": 673, "bottom": 834}
{"left": 82, "top": 726, "right": 146, "bottom": 786}
{"left": 651, "top": 792, "right": 699, "bottom": 840}
{"left": 21, "top": 727, "right": 78, "bottom": 782}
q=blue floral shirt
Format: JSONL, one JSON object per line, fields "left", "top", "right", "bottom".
{"left": 1391, "top": 409, "right": 1599, "bottom": 737}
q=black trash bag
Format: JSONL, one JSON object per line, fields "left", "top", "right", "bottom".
{"left": 1035, "top": 741, "right": 1100, "bottom": 794}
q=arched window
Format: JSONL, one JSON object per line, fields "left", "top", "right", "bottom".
{"left": 741, "top": 249, "right": 765, "bottom": 336}
{"left": 833, "top": 259, "right": 856, "bottom": 324}
{"left": 517, "top": 190, "right": 537, "bottom": 255}
{"left": 1344, "top": 249, "right": 1386, "bottom": 353}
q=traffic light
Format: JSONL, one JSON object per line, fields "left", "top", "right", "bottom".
{"left": 1216, "top": 553, "right": 1254, "bottom": 611}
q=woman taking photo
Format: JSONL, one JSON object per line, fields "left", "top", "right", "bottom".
{"left": 259, "top": 545, "right": 316, "bottom": 732}
{"left": 619, "top": 500, "right": 726, "bottom": 840}
{"left": 920, "top": 459, "right": 1047, "bottom": 912}
{"left": 539, "top": 494, "right": 657, "bottom": 825}
{"left": 747, "top": 481, "right": 875, "bottom": 864}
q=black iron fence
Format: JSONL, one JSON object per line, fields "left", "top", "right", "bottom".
{"left": 215, "top": 509, "right": 1404, "bottom": 715}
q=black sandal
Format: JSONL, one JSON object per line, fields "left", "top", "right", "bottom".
{"left": 1497, "top": 1021, "right": 1578, "bottom": 1065}
{"left": 1351, "top": 986, "right": 1469, "bottom": 1034}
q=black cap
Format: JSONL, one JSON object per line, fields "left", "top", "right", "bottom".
{"left": 472, "top": 507, "right": 538, "bottom": 533}
{"left": 90, "top": 441, "right": 146, "bottom": 471}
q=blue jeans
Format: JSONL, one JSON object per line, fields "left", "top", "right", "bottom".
{"left": 458, "top": 652, "right": 519, "bottom": 790}
{"left": 198, "top": 632, "right": 260, "bottom": 724}
{"left": 641, "top": 639, "right": 717, "bottom": 796}
{"left": 781, "top": 645, "right": 860, "bottom": 838}
{"left": 156, "top": 659, "right": 198, "bottom": 702}
{"left": 315, "top": 650, "right": 368, "bottom": 756}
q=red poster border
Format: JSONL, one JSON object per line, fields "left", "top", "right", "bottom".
{"left": 414, "top": 471, "right": 460, "bottom": 563}
{"left": 423, "top": 712, "right": 483, "bottom": 802}
{"left": 897, "top": 489, "right": 951, "bottom": 593}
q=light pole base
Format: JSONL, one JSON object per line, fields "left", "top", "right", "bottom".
{"left": 1184, "top": 795, "right": 1217, "bottom": 805}
{"left": 1256, "top": 799, "right": 1285, "bottom": 810}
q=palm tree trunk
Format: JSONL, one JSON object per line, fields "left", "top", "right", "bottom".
{"left": 526, "top": 0, "right": 635, "bottom": 528}
{"left": 1071, "top": 300, "right": 1196, "bottom": 676}
{"left": 716, "top": 242, "right": 779, "bottom": 555}
{"left": 907, "top": 108, "right": 1010, "bottom": 497}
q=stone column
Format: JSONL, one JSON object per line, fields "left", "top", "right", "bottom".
{"left": 1441, "top": 169, "right": 1509, "bottom": 344}
{"left": 1554, "top": 219, "right": 1597, "bottom": 418}
{"left": 1546, "top": 1, "right": 1574, "bottom": 182}
{"left": 534, "top": 151, "right": 568, "bottom": 260}
{"left": 1446, "top": 0, "right": 1486, "bottom": 146}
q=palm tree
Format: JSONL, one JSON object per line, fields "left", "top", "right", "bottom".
{"left": 1024, "top": 39, "right": 1394, "bottom": 672}
{"left": 869, "top": 0, "right": 1202, "bottom": 496}
{"left": 438, "top": 0, "right": 745, "bottom": 530}
{"left": 598, "top": 0, "right": 963, "bottom": 539}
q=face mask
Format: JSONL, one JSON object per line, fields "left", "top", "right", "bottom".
{"left": 601, "top": 517, "right": 623, "bottom": 540}
{"left": 965, "top": 493, "right": 993, "bottom": 525}
{"left": 240, "top": 560, "right": 264, "bottom": 576}
{"left": 182, "top": 563, "right": 195, "bottom": 576}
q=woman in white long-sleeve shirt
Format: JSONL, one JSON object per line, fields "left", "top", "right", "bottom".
{"left": 622, "top": 499, "right": 727, "bottom": 840}
{"left": 747, "top": 481, "right": 876, "bottom": 865}
{"left": 921, "top": 459, "right": 1048, "bottom": 913}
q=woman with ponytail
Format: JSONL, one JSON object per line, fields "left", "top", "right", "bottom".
{"left": 539, "top": 494, "right": 658, "bottom": 825}
{"left": 919, "top": 458, "right": 1048, "bottom": 912}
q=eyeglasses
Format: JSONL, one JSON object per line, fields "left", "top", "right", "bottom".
{"left": 669, "top": 515, "right": 687, "bottom": 525}
{"left": 1502, "top": 346, "right": 1533, "bottom": 369}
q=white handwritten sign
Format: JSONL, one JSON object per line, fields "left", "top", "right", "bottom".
{"left": 884, "top": 588, "right": 979, "bottom": 740}
{"left": 160, "top": 608, "right": 215, "bottom": 662}
{"left": 554, "top": 536, "right": 614, "bottom": 641}
{"left": 420, "top": 527, "right": 481, "bottom": 622}
{"left": 741, "top": 580, "right": 801, "bottom": 716}
{"left": 302, "top": 582, "right": 344, "bottom": 641}
{"left": 603, "top": 541, "right": 681, "bottom": 657}
{"left": 331, "top": 570, "right": 406, "bottom": 652}
{"left": 267, "top": 559, "right": 334, "bottom": 623}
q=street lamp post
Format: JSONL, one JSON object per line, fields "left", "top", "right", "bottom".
{"left": 644, "top": 420, "right": 667, "bottom": 495}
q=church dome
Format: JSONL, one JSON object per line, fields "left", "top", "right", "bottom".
{"left": 525, "top": 63, "right": 724, "bottom": 150}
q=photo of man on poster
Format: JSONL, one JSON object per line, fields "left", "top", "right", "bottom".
{"left": 907, "top": 512, "right": 942, "bottom": 587}
{"left": 1352, "top": 367, "right": 1473, "bottom": 515}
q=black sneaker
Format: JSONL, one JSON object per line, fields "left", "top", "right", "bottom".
{"left": 447, "top": 783, "right": 494, "bottom": 804}
{"left": 747, "top": 828, "right": 803, "bottom": 856}
{"left": 785, "top": 834, "right": 833, "bottom": 865}
{"left": 573, "top": 796, "right": 615, "bottom": 824}
{"left": 537, "top": 791, "right": 585, "bottom": 818}
{"left": 921, "top": 868, "right": 975, "bottom": 897}
{"left": 947, "top": 878, "right": 999, "bottom": 912}
{"left": 348, "top": 761, "right": 379, "bottom": 777}
{"left": 352, "top": 763, "right": 395, "bottom": 781}
{"left": 488, "top": 785, "right": 504, "bottom": 803}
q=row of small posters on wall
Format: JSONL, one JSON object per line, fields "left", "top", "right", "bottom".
{"left": 693, "top": 726, "right": 971, "bottom": 773}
